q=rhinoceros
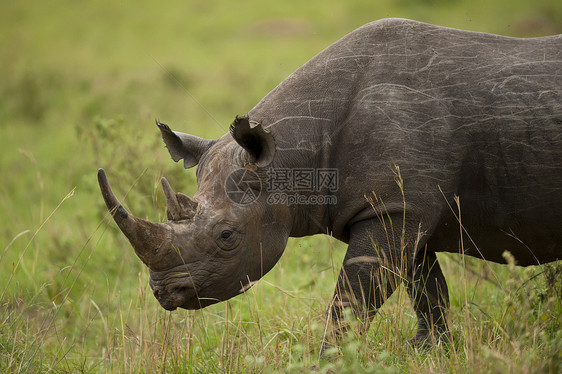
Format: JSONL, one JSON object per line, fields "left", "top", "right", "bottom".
{"left": 98, "top": 18, "right": 562, "bottom": 348}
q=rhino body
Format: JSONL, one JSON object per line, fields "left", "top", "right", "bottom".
{"left": 99, "top": 19, "right": 562, "bottom": 346}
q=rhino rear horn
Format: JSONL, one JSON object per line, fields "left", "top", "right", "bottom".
{"left": 156, "top": 121, "right": 216, "bottom": 169}
{"left": 161, "top": 176, "right": 198, "bottom": 220}
{"left": 230, "top": 115, "right": 276, "bottom": 167}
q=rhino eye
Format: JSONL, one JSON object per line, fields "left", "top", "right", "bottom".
{"left": 214, "top": 225, "right": 241, "bottom": 250}
{"left": 220, "top": 230, "right": 233, "bottom": 241}
{"left": 216, "top": 228, "right": 241, "bottom": 251}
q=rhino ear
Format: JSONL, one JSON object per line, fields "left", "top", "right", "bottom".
{"left": 156, "top": 121, "right": 216, "bottom": 169}
{"left": 230, "top": 115, "right": 275, "bottom": 167}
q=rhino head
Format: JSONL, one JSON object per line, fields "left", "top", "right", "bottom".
{"left": 98, "top": 116, "right": 291, "bottom": 310}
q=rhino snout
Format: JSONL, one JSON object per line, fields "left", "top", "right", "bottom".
{"left": 151, "top": 279, "right": 197, "bottom": 311}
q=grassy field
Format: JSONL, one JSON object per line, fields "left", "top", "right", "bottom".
{"left": 1, "top": 0, "right": 561, "bottom": 372}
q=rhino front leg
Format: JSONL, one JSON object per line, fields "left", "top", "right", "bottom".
{"left": 321, "top": 218, "right": 406, "bottom": 354}
{"left": 407, "top": 250, "right": 450, "bottom": 347}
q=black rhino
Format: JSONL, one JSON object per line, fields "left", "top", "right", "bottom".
{"left": 98, "top": 18, "right": 562, "bottom": 348}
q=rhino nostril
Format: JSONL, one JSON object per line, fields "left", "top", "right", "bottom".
{"left": 171, "top": 286, "right": 188, "bottom": 294}
{"left": 153, "top": 288, "right": 161, "bottom": 298}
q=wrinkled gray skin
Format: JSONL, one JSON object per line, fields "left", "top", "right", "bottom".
{"left": 99, "top": 19, "right": 562, "bottom": 349}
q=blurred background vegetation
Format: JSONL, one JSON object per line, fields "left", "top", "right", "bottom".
{"left": 1, "top": 0, "right": 561, "bottom": 372}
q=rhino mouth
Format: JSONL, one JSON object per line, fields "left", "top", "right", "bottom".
{"left": 153, "top": 286, "right": 199, "bottom": 311}
{"left": 158, "top": 294, "right": 220, "bottom": 311}
{"left": 159, "top": 301, "right": 179, "bottom": 311}
{"left": 150, "top": 276, "right": 223, "bottom": 311}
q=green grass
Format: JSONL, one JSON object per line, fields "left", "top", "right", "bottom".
{"left": 1, "top": 1, "right": 561, "bottom": 372}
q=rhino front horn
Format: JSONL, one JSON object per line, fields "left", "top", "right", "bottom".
{"left": 97, "top": 168, "right": 171, "bottom": 266}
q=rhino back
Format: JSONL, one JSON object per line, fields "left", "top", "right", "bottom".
{"left": 249, "top": 19, "right": 562, "bottom": 263}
